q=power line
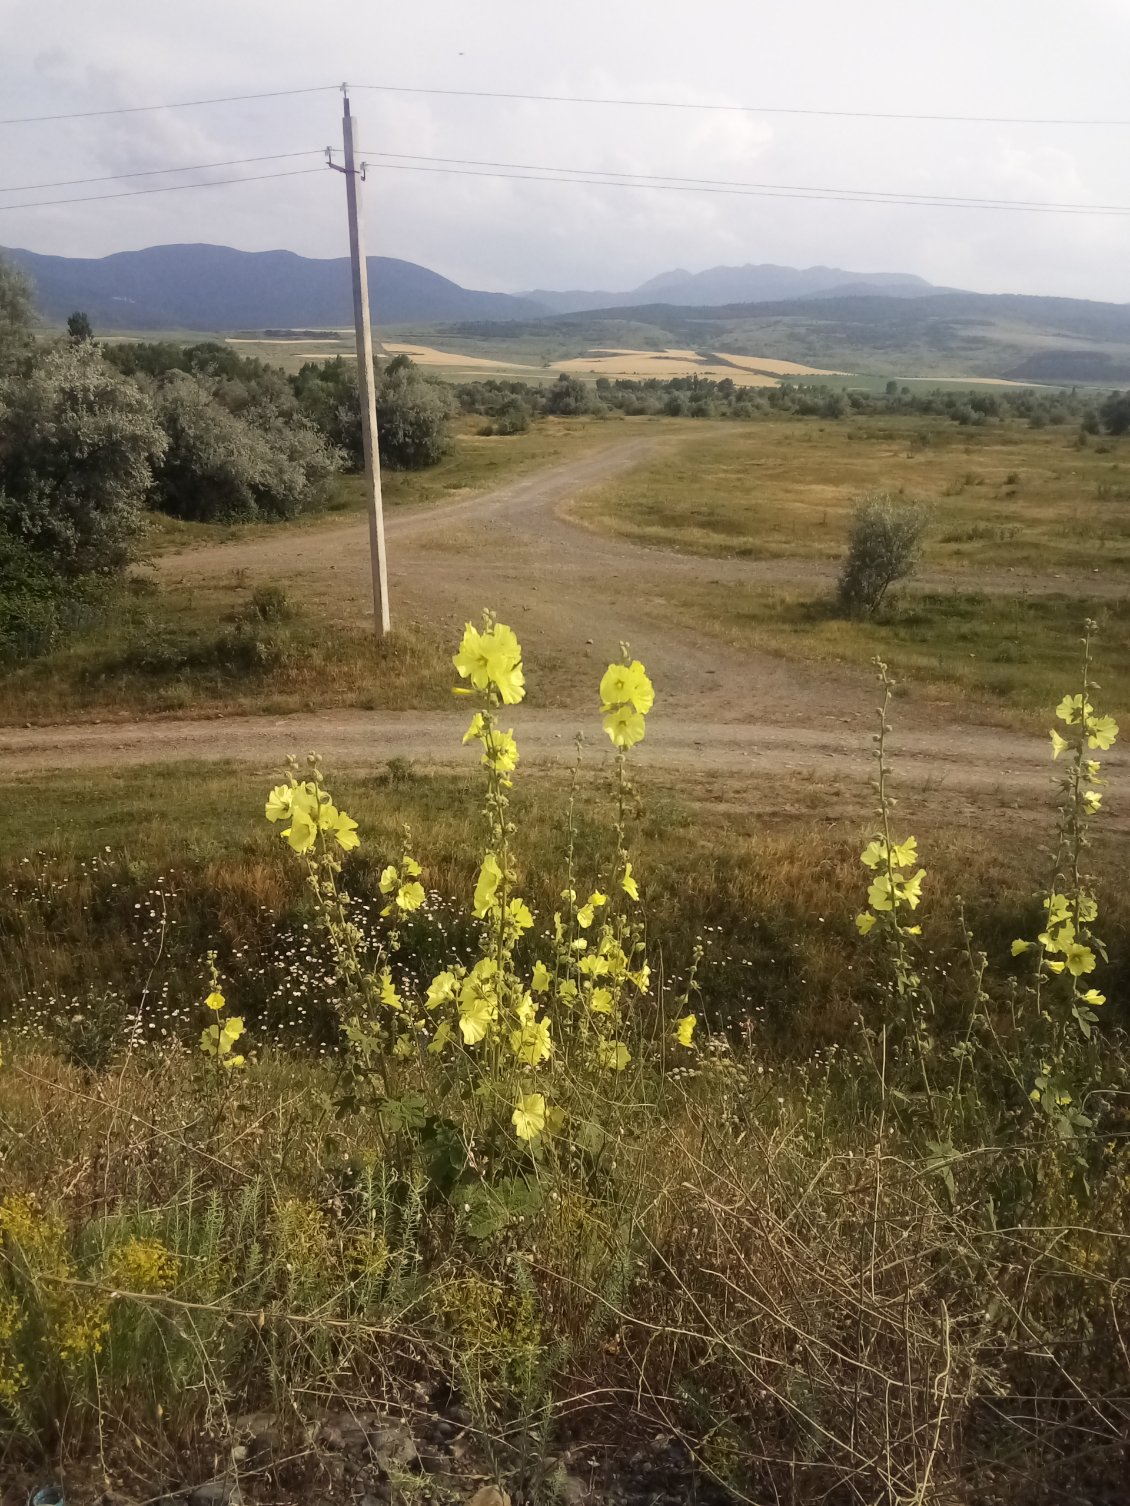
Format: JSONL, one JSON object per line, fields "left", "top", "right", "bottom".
{"left": 0, "top": 85, "right": 336, "bottom": 127}
{"left": 0, "top": 166, "right": 326, "bottom": 213}
{"left": 2, "top": 79, "right": 1126, "bottom": 131}
{"left": 0, "top": 150, "right": 324, "bottom": 195}
{"left": 363, "top": 150, "right": 1130, "bottom": 216}
{"left": 354, "top": 82, "right": 1130, "bottom": 129}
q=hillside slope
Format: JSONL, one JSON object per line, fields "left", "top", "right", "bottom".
{"left": 441, "top": 289, "right": 1130, "bottom": 382}
{"left": 3, "top": 243, "right": 543, "bottom": 330}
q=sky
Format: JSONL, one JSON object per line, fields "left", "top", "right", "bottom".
{"left": 1, "top": 0, "right": 1129, "bottom": 302}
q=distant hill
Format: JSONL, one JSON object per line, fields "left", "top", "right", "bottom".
{"left": 3, "top": 243, "right": 544, "bottom": 330}
{"left": 438, "top": 289, "right": 1130, "bottom": 385}
{"left": 524, "top": 262, "right": 939, "bottom": 315}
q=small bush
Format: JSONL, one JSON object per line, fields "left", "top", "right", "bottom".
{"left": 0, "top": 527, "right": 103, "bottom": 662}
{"left": 837, "top": 492, "right": 926, "bottom": 615}
{"left": 247, "top": 582, "right": 291, "bottom": 622}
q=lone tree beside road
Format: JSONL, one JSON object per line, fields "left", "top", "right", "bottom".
{"left": 837, "top": 492, "right": 926, "bottom": 616}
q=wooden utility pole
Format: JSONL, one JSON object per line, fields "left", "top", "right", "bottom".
{"left": 333, "top": 84, "right": 390, "bottom": 635}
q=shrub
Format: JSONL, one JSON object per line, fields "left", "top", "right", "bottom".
{"left": 291, "top": 355, "right": 364, "bottom": 467}
{"left": 543, "top": 373, "right": 591, "bottom": 416}
{"left": 0, "top": 527, "right": 100, "bottom": 662}
{"left": 151, "top": 372, "right": 337, "bottom": 522}
{"left": 1100, "top": 389, "right": 1130, "bottom": 436}
{"left": 0, "top": 342, "right": 166, "bottom": 576}
{"left": 0, "top": 255, "right": 35, "bottom": 378}
{"left": 377, "top": 356, "right": 455, "bottom": 470}
{"left": 836, "top": 491, "right": 926, "bottom": 615}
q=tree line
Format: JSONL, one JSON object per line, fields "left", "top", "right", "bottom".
{"left": 457, "top": 370, "right": 1130, "bottom": 434}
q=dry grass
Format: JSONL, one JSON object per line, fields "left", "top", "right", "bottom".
{"left": 552, "top": 348, "right": 779, "bottom": 385}
{"left": 2, "top": 1034, "right": 1128, "bottom": 1502}
{"left": 381, "top": 341, "right": 541, "bottom": 372}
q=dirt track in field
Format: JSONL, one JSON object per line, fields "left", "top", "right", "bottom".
{"left": 3, "top": 435, "right": 1126, "bottom": 815}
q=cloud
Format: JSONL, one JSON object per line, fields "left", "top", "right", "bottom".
{"left": 1, "top": 0, "right": 1128, "bottom": 302}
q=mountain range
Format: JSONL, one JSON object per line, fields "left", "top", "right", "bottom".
{"left": 5, "top": 243, "right": 1130, "bottom": 383}
{"left": 523, "top": 263, "right": 938, "bottom": 313}
{"left": 2, "top": 243, "right": 544, "bottom": 330}
{"left": 4, "top": 243, "right": 945, "bottom": 331}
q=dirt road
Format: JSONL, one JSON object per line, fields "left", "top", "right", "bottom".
{"left": 4, "top": 434, "right": 1125, "bottom": 815}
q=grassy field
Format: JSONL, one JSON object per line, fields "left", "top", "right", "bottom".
{"left": 573, "top": 416, "right": 1130, "bottom": 570}
{"left": 674, "top": 584, "right": 1130, "bottom": 717}
{"left": 6, "top": 755, "right": 1126, "bottom": 1054}
{"left": 568, "top": 415, "right": 1130, "bottom": 716}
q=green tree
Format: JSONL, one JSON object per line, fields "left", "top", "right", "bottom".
{"left": 376, "top": 357, "right": 454, "bottom": 469}
{"left": 544, "top": 373, "right": 591, "bottom": 416}
{"left": 151, "top": 372, "right": 337, "bottom": 522}
{"left": 66, "top": 310, "right": 94, "bottom": 343}
{"left": 291, "top": 356, "right": 364, "bottom": 467}
{"left": 0, "top": 254, "right": 35, "bottom": 377}
{"left": 0, "top": 342, "right": 166, "bottom": 576}
{"left": 837, "top": 493, "right": 927, "bottom": 616}
{"left": 1100, "top": 390, "right": 1130, "bottom": 437}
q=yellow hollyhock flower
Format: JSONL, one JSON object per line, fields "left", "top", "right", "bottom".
{"left": 396, "top": 880, "right": 426, "bottom": 913}
{"left": 458, "top": 995, "right": 495, "bottom": 1044}
{"left": 205, "top": 990, "right": 226, "bottom": 1012}
{"left": 1087, "top": 713, "right": 1119, "bottom": 751}
{"left": 1056, "top": 694, "right": 1092, "bottom": 726}
{"left": 531, "top": 960, "right": 551, "bottom": 993}
{"left": 1044, "top": 893, "right": 1072, "bottom": 927}
{"left": 484, "top": 729, "right": 520, "bottom": 773}
{"left": 856, "top": 912, "right": 877, "bottom": 936}
{"left": 1064, "top": 941, "right": 1096, "bottom": 977}
{"left": 427, "top": 970, "right": 457, "bottom": 1010}
{"left": 282, "top": 803, "right": 318, "bottom": 854}
{"left": 507, "top": 898, "right": 534, "bottom": 932}
{"left": 1049, "top": 728, "right": 1069, "bottom": 760}
{"left": 328, "top": 808, "right": 360, "bottom": 852}
{"left": 453, "top": 622, "right": 526, "bottom": 704}
{"left": 510, "top": 1015, "right": 553, "bottom": 1066}
{"left": 379, "top": 970, "right": 402, "bottom": 1011}
{"left": 1081, "top": 988, "right": 1106, "bottom": 1007}
{"left": 458, "top": 960, "right": 498, "bottom": 1043}
{"left": 596, "top": 1040, "right": 632, "bottom": 1072}
{"left": 602, "top": 704, "right": 646, "bottom": 749}
{"left": 674, "top": 1014, "right": 696, "bottom": 1047}
{"left": 512, "top": 1093, "right": 546, "bottom": 1141}
{"left": 589, "top": 987, "right": 613, "bottom": 1014}
{"left": 621, "top": 862, "right": 640, "bottom": 901}
{"left": 600, "top": 661, "right": 654, "bottom": 715}
{"left": 265, "top": 784, "right": 294, "bottom": 823}
{"left": 473, "top": 853, "right": 502, "bottom": 918}
{"left": 1011, "top": 939, "right": 1030, "bottom": 956}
